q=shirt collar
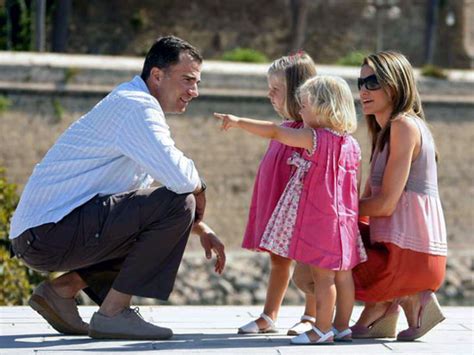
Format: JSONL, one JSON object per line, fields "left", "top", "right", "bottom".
{"left": 131, "top": 75, "right": 150, "bottom": 95}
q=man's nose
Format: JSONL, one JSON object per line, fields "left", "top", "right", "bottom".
{"left": 188, "top": 84, "right": 199, "bottom": 98}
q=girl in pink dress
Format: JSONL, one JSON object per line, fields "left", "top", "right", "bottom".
{"left": 237, "top": 52, "right": 318, "bottom": 335}
{"left": 215, "top": 75, "right": 367, "bottom": 345}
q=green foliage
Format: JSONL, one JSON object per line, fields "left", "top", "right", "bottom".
{"left": 0, "top": 4, "right": 7, "bottom": 49}
{"left": 0, "top": 95, "right": 11, "bottom": 114}
{"left": 336, "top": 51, "right": 368, "bottom": 67}
{"left": 421, "top": 64, "right": 448, "bottom": 79}
{"left": 0, "top": 168, "right": 45, "bottom": 305}
{"left": 63, "top": 67, "right": 81, "bottom": 84}
{"left": 221, "top": 48, "right": 268, "bottom": 63}
{"left": 130, "top": 9, "right": 149, "bottom": 31}
{"left": 2, "top": 0, "right": 33, "bottom": 51}
{"left": 52, "top": 98, "right": 65, "bottom": 123}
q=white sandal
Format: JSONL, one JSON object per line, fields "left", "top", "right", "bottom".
{"left": 290, "top": 325, "right": 334, "bottom": 345}
{"left": 287, "top": 315, "right": 316, "bottom": 335}
{"left": 237, "top": 313, "right": 277, "bottom": 334}
{"left": 332, "top": 326, "right": 352, "bottom": 342}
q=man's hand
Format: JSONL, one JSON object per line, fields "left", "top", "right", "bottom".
{"left": 194, "top": 191, "right": 206, "bottom": 224}
{"left": 192, "top": 222, "right": 226, "bottom": 274}
{"left": 214, "top": 112, "right": 240, "bottom": 131}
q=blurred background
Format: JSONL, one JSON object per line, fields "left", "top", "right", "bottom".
{"left": 0, "top": 0, "right": 472, "bottom": 307}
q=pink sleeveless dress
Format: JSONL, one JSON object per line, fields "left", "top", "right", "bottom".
{"left": 260, "top": 128, "right": 366, "bottom": 270}
{"left": 241, "top": 120, "right": 304, "bottom": 251}
{"left": 354, "top": 117, "right": 447, "bottom": 302}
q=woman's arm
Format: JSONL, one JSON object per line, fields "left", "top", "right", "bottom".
{"left": 359, "top": 117, "right": 420, "bottom": 217}
{"left": 214, "top": 113, "right": 313, "bottom": 150}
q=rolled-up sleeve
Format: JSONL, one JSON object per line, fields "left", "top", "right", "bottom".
{"left": 116, "top": 101, "right": 200, "bottom": 194}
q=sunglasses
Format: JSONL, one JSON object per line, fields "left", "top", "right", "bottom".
{"left": 357, "top": 74, "right": 382, "bottom": 91}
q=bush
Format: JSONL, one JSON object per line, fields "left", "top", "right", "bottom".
{"left": 336, "top": 51, "right": 368, "bottom": 67}
{"left": 0, "top": 96, "right": 11, "bottom": 114}
{"left": 421, "top": 64, "right": 447, "bottom": 79}
{"left": 0, "top": 168, "right": 45, "bottom": 305}
{"left": 221, "top": 48, "right": 268, "bottom": 63}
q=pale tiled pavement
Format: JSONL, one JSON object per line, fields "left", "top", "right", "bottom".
{"left": 0, "top": 305, "right": 472, "bottom": 354}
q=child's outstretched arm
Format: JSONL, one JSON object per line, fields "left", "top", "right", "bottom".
{"left": 214, "top": 113, "right": 313, "bottom": 150}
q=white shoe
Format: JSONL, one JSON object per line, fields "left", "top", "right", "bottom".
{"left": 237, "top": 313, "right": 277, "bottom": 334}
{"left": 332, "top": 326, "right": 352, "bottom": 342}
{"left": 287, "top": 315, "right": 316, "bottom": 335}
{"left": 290, "top": 326, "right": 334, "bottom": 345}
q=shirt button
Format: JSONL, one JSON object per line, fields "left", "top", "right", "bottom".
{"left": 26, "top": 240, "right": 31, "bottom": 245}
{"left": 340, "top": 221, "right": 344, "bottom": 226}
{"left": 102, "top": 201, "right": 107, "bottom": 206}
{"left": 94, "top": 233, "right": 100, "bottom": 238}
{"left": 338, "top": 181, "right": 342, "bottom": 185}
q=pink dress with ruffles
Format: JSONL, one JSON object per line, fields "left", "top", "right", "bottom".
{"left": 260, "top": 128, "right": 367, "bottom": 270}
{"left": 241, "top": 120, "right": 304, "bottom": 251}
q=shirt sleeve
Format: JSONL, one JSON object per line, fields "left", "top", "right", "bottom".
{"left": 115, "top": 100, "right": 200, "bottom": 194}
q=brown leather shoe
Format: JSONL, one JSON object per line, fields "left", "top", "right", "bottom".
{"left": 28, "top": 281, "right": 88, "bottom": 335}
{"left": 88, "top": 307, "right": 173, "bottom": 340}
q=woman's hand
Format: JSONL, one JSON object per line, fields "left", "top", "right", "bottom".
{"left": 214, "top": 113, "right": 240, "bottom": 131}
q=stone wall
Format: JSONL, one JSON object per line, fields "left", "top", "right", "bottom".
{"left": 61, "top": 0, "right": 473, "bottom": 68}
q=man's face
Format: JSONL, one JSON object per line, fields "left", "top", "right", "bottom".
{"left": 150, "top": 52, "right": 201, "bottom": 113}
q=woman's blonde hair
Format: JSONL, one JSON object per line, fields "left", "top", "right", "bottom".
{"left": 268, "top": 51, "right": 317, "bottom": 121}
{"left": 362, "top": 51, "right": 429, "bottom": 158}
{"left": 297, "top": 75, "right": 357, "bottom": 133}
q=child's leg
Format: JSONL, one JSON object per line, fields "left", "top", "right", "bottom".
{"left": 239, "top": 253, "right": 292, "bottom": 332}
{"left": 303, "top": 294, "right": 317, "bottom": 319}
{"left": 259, "top": 253, "right": 292, "bottom": 323}
{"left": 310, "top": 266, "right": 336, "bottom": 335}
{"left": 292, "top": 262, "right": 317, "bottom": 319}
{"left": 333, "top": 270, "right": 354, "bottom": 331}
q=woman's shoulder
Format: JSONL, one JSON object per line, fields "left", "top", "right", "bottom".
{"left": 392, "top": 113, "right": 420, "bottom": 131}
{"left": 391, "top": 114, "right": 420, "bottom": 140}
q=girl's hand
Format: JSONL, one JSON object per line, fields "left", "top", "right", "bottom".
{"left": 214, "top": 113, "right": 240, "bottom": 131}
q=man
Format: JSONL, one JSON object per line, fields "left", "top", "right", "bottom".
{"left": 9, "top": 36, "right": 225, "bottom": 340}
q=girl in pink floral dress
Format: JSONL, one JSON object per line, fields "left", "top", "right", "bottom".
{"left": 215, "top": 75, "right": 366, "bottom": 345}
{"left": 235, "top": 53, "right": 318, "bottom": 336}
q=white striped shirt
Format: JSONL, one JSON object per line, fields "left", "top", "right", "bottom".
{"left": 9, "top": 75, "right": 200, "bottom": 239}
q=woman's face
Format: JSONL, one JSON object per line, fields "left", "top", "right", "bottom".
{"left": 267, "top": 74, "right": 286, "bottom": 116}
{"left": 359, "top": 65, "right": 392, "bottom": 118}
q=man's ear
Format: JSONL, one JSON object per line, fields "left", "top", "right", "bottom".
{"left": 150, "top": 67, "right": 164, "bottom": 83}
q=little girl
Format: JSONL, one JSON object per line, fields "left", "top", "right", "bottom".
{"left": 215, "top": 75, "right": 367, "bottom": 345}
{"left": 235, "top": 52, "right": 318, "bottom": 336}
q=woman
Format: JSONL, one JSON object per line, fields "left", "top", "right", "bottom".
{"left": 351, "top": 51, "right": 447, "bottom": 341}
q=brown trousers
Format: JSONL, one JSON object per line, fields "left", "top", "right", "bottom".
{"left": 11, "top": 187, "right": 195, "bottom": 304}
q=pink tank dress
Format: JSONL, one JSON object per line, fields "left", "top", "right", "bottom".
{"left": 260, "top": 128, "right": 366, "bottom": 270}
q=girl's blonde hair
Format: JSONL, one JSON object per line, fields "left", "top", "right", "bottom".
{"left": 268, "top": 52, "right": 317, "bottom": 121}
{"left": 362, "top": 51, "right": 429, "bottom": 158}
{"left": 297, "top": 75, "right": 357, "bottom": 133}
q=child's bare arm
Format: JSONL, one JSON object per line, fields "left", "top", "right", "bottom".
{"left": 214, "top": 112, "right": 313, "bottom": 150}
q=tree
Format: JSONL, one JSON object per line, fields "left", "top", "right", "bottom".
{"left": 287, "top": 0, "right": 312, "bottom": 53}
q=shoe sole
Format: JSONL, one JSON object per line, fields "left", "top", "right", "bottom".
{"left": 290, "top": 339, "right": 335, "bottom": 345}
{"left": 238, "top": 328, "right": 278, "bottom": 334}
{"left": 89, "top": 328, "right": 173, "bottom": 340}
{"left": 352, "top": 311, "right": 399, "bottom": 339}
{"left": 397, "top": 296, "right": 445, "bottom": 341}
{"left": 29, "top": 294, "right": 88, "bottom": 335}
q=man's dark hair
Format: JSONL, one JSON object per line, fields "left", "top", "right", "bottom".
{"left": 141, "top": 36, "right": 203, "bottom": 81}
